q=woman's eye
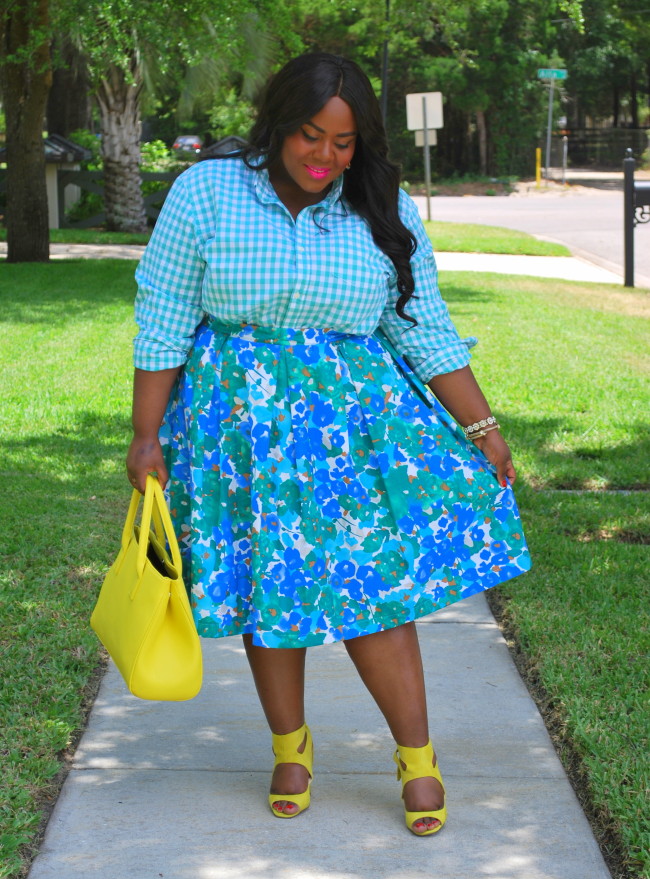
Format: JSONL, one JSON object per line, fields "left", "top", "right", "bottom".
{"left": 302, "top": 130, "right": 318, "bottom": 142}
{"left": 336, "top": 143, "right": 352, "bottom": 150}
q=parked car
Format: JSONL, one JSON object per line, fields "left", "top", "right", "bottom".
{"left": 172, "top": 135, "right": 204, "bottom": 156}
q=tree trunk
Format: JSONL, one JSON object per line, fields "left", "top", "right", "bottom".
{"left": 0, "top": 0, "right": 51, "bottom": 262}
{"left": 95, "top": 57, "right": 147, "bottom": 233}
{"left": 47, "top": 38, "right": 91, "bottom": 137}
{"left": 630, "top": 73, "right": 638, "bottom": 129}
{"left": 613, "top": 85, "right": 620, "bottom": 128}
{"left": 476, "top": 110, "right": 488, "bottom": 176}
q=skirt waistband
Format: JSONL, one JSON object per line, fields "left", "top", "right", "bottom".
{"left": 205, "top": 318, "right": 369, "bottom": 347}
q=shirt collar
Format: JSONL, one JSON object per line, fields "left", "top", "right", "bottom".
{"left": 252, "top": 160, "right": 344, "bottom": 212}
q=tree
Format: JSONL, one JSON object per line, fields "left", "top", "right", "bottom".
{"left": 0, "top": 0, "right": 52, "bottom": 262}
{"left": 62, "top": 0, "right": 285, "bottom": 233}
{"left": 46, "top": 35, "right": 91, "bottom": 137}
{"left": 558, "top": 0, "right": 650, "bottom": 129}
{"left": 279, "top": 0, "right": 584, "bottom": 177}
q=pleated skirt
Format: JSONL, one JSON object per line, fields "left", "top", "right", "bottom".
{"left": 160, "top": 320, "right": 531, "bottom": 648}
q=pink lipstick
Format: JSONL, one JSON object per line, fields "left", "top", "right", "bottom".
{"left": 305, "top": 165, "right": 330, "bottom": 180}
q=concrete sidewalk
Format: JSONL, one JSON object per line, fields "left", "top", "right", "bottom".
{"left": 0, "top": 240, "right": 625, "bottom": 284}
{"left": 28, "top": 594, "right": 611, "bottom": 879}
{"left": 434, "top": 251, "right": 622, "bottom": 284}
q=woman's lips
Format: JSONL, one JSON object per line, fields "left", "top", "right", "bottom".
{"left": 305, "top": 165, "right": 330, "bottom": 180}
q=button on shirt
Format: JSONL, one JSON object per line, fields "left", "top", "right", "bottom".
{"left": 134, "top": 157, "right": 477, "bottom": 382}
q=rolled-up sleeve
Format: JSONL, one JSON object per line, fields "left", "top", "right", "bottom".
{"left": 134, "top": 171, "right": 206, "bottom": 370}
{"left": 378, "top": 191, "right": 477, "bottom": 382}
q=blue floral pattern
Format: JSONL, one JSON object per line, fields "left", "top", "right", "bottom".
{"left": 161, "top": 321, "right": 531, "bottom": 648}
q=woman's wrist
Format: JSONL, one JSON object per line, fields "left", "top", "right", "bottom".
{"left": 131, "top": 429, "right": 161, "bottom": 443}
{"left": 462, "top": 415, "right": 501, "bottom": 441}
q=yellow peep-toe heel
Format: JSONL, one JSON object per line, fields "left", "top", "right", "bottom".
{"left": 394, "top": 740, "right": 447, "bottom": 836}
{"left": 269, "top": 723, "right": 313, "bottom": 818}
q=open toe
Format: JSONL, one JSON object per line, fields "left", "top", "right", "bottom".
{"left": 268, "top": 724, "right": 313, "bottom": 819}
{"left": 394, "top": 741, "right": 446, "bottom": 836}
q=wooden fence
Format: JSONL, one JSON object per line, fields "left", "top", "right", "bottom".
{"left": 56, "top": 169, "right": 180, "bottom": 228}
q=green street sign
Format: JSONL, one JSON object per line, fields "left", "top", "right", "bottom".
{"left": 538, "top": 68, "right": 568, "bottom": 80}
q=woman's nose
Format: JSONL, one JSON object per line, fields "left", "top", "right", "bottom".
{"left": 312, "top": 139, "right": 334, "bottom": 164}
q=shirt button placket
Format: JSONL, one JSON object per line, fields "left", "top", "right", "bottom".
{"left": 292, "top": 216, "right": 309, "bottom": 309}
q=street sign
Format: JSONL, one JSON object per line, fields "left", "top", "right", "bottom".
{"left": 405, "top": 93, "right": 443, "bottom": 223}
{"left": 538, "top": 69, "right": 567, "bottom": 179}
{"left": 537, "top": 68, "right": 567, "bottom": 80}
{"left": 415, "top": 129, "right": 437, "bottom": 147}
{"left": 406, "top": 92, "right": 443, "bottom": 131}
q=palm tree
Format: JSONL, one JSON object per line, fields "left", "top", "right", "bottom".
{"left": 95, "top": 51, "right": 147, "bottom": 233}
{"left": 70, "top": 1, "right": 278, "bottom": 234}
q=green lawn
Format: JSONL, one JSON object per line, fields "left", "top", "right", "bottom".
{"left": 0, "top": 261, "right": 135, "bottom": 879}
{"left": 0, "top": 228, "right": 150, "bottom": 246}
{"left": 441, "top": 270, "right": 649, "bottom": 879}
{"left": 0, "top": 221, "right": 570, "bottom": 255}
{"left": 427, "top": 220, "right": 571, "bottom": 256}
{"left": 0, "top": 261, "right": 647, "bottom": 879}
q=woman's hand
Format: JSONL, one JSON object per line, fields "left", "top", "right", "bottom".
{"left": 126, "top": 366, "right": 181, "bottom": 493}
{"left": 471, "top": 430, "right": 516, "bottom": 487}
{"left": 426, "top": 366, "right": 517, "bottom": 488}
{"left": 126, "top": 435, "right": 169, "bottom": 493}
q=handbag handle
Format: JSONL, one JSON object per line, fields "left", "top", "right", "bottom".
{"left": 120, "top": 475, "right": 183, "bottom": 577}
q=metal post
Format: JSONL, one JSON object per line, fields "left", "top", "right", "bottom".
{"left": 624, "top": 148, "right": 635, "bottom": 287}
{"left": 562, "top": 135, "right": 568, "bottom": 185}
{"left": 544, "top": 78, "right": 555, "bottom": 180}
{"left": 422, "top": 97, "right": 431, "bottom": 221}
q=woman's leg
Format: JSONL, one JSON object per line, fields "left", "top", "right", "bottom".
{"left": 242, "top": 634, "right": 309, "bottom": 815}
{"left": 344, "top": 622, "right": 444, "bottom": 833}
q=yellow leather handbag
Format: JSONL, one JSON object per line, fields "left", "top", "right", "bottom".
{"left": 91, "top": 475, "right": 202, "bottom": 701}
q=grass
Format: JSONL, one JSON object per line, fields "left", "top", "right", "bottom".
{"left": 0, "top": 261, "right": 136, "bottom": 879}
{"left": 0, "top": 222, "right": 569, "bottom": 256}
{"left": 426, "top": 220, "right": 571, "bottom": 256}
{"left": 441, "top": 272, "right": 649, "bottom": 490}
{"left": 442, "top": 270, "right": 649, "bottom": 877}
{"left": 0, "top": 228, "right": 150, "bottom": 246}
{"left": 488, "top": 491, "right": 648, "bottom": 877}
{"left": 0, "top": 261, "right": 648, "bottom": 878}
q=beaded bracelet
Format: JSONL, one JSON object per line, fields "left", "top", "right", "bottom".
{"left": 465, "top": 423, "right": 501, "bottom": 440}
{"left": 463, "top": 416, "right": 499, "bottom": 439}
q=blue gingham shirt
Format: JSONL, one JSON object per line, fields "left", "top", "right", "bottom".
{"left": 134, "top": 157, "right": 476, "bottom": 381}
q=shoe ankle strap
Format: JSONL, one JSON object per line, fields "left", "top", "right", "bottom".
{"left": 271, "top": 723, "right": 313, "bottom": 774}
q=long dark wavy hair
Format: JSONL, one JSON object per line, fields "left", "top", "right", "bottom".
{"left": 241, "top": 53, "right": 418, "bottom": 327}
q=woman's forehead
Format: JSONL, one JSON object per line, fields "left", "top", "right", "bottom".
{"left": 304, "top": 96, "right": 357, "bottom": 135}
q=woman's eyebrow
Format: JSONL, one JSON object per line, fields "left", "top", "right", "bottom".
{"left": 304, "top": 121, "right": 357, "bottom": 137}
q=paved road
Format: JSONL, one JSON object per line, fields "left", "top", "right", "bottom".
{"left": 413, "top": 186, "right": 650, "bottom": 289}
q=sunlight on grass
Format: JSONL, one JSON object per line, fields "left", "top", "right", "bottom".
{"left": 426, "top": 220, "right": 571, "bottom": 256}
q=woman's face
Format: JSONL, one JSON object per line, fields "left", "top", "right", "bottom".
{"left": 278, "top": 96, "right": 357, "bottom": 197}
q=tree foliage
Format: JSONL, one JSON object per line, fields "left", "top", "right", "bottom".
{"left": 558, "top": 0, "right": 650, "bottom": 128}
{"left": 269, "top": 0, "right": 589, "bottom": 176}
{"left": 3, "top": 0, "right": 649, "bottom": 252}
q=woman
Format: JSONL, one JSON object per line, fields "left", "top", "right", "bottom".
{"left": 127, "top": 53, "right": 531, "bottom": 836}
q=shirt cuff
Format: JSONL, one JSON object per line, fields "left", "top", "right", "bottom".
{"left": 133, "top": 335, "right": 191, "bottom": 371}
{"left": 411, "top": 336, "right": 478, "bottom": 382}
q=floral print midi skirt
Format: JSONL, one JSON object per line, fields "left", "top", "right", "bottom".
{"left": 161, "top": 320, "right": 531, "bottom": 648}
